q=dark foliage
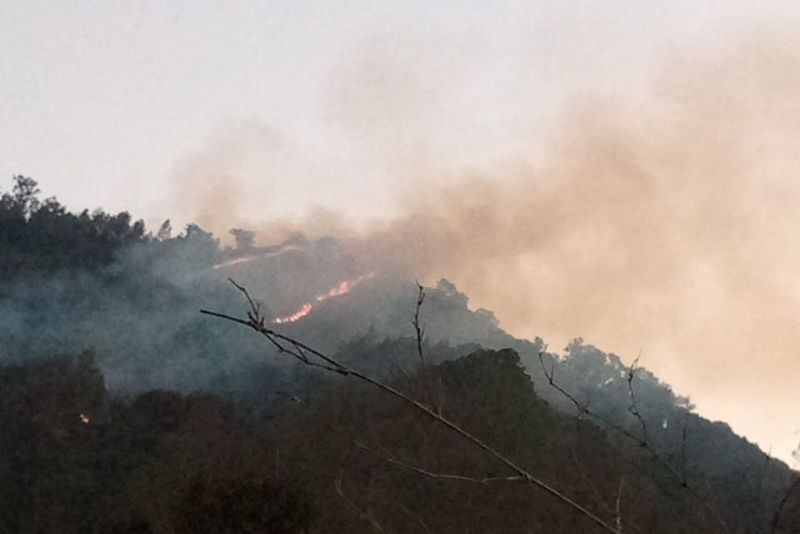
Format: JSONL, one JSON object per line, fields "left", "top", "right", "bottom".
{"left": 0, "top": 350, "right": 795, "bottom": 533}
{"left": 0, "top": 176, "right": 147, "bottom": 279}
{"left": 0, "top": 178, "right": 797, "bottom": 532}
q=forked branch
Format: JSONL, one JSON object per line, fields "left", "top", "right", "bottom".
{"left": 202, "top": 279, "right": 623, "bottom": 534}
{"left": 538, "top": 350, "right": 730, "bottom": 534}
{"left": 330, "top": 424, "right": 524, "bottom": 485}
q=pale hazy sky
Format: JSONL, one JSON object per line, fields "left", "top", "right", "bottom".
{"left": 3, "top": 1, "right": 800, "bottom": 463}
{"left": 3, "top": 1, "right": 797, "bottom": 224}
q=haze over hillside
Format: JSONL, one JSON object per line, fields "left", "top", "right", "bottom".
{"left": 178, "top": 42, "right": 800, "bottom": 462}
{"left": 3, "top": 1, "right": 799, "bottom": 462}
{"left": 2, "top": 2, "right": 800, "bottom": 530}
{"left": 0, "top": 179, "right": 798, "bottom": 531}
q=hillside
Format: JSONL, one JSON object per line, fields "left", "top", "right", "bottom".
{"left": 0, "top": 177, "right": 797, "bottom": 532}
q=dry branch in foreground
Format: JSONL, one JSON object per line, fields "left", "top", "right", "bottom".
{"left": 202, "top": 279, "right": 624, "bottom": 534}
{"left": 538, "top": 350, "right": 730, "bottom": 534}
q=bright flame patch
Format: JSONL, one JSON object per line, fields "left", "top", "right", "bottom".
{"left": 273, "top": 272, "right": 375, "bottom": 324}
{"left": 274, "top": 303, "right": 313, "bottom": 324}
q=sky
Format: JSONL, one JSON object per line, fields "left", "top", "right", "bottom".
{"left": 5, "top": 0, "right": 798, "bottom": 224}
{"left": 2, "top": 1, "right": 800, "bottom": 463}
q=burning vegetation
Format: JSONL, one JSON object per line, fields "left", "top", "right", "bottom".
{"left": 273, "top": 272, "right": 375, "bottom": 324}
{"left": 0, "top": 180, "right": 798, "bottom": 532}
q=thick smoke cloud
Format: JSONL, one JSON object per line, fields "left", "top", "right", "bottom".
{"left": 176, "top": 34, "right": 800, "bottom": 462}
{"left": 0, "top": 233, "right": 290, "bottom": 395}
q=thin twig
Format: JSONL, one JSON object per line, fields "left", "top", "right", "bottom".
{"left": 626, "top": 353, "right": 648, "bottom": 444}
{"left": 227, "top": 277, "right": 261, "bottom": 321}
{"left": 413, "top": 282, "right": 439, "bottom": 413}
{"left": 334, "top": 471, "right": 389, "bottom": 534}
{"left": 538, "top": 351, "right": 730, "bottom": 534}
{"left": 615, "top": 476, "right": 625, "bottom": 534}
{"left": 331, "top": 424, "right": 524, "bottom": 484}
{"left": 394, "top": 500, "right": 434, "bottom": 534}
{"left": 413, "top": 281, "right": 426, "bottom": 373}
{"left": 569, "top": 419, "right": 644, "bottom": 534}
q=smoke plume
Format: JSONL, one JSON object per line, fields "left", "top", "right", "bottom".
{"left": 176, "top": 33, "right": 800, "bottom": 462}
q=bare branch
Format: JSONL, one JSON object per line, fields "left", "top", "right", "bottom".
{"left": 394, "top": 501, "right": 434, "bottom": 534}
{"left": 626, "top": 353, "right": 648, "bottom": 444}
{"left": 537, "top": 347, "right": 592, "bottom": 420}
{"left": 334, "top": 471, "right": 389, "bottom": 534}
{"left": 413, "top": 282, "right": 443, "bottom": 414}
{"left": 569, "top": 419, "right": 645, "bottom": 534}
{"left": 538, "top": 351, "right": 730, "bottom": 534}
{"left": 412, "top": 282, "right": 435, "bottom": 411}
{"left": 203, "top": 282, "right": 623, "bottom": 534}
{"left": 227, "top": 278, "right": 262, "bottom": 324}
{"left": 413, "top": 281, "right": 426, "bottom": 372}
{"left": 331, "top": 424, "right": 524, "bottom": 484}
{"left": 615, "top": 476, "right": 625, "bottom": 534}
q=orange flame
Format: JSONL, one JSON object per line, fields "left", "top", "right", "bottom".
{"left": 273, "top": 272, "right": 375, "bottom": 324}
{"left": 316, "top": 280, "right": 351, "bottom": 301}
{"left": 274, "top": 303, "right": 313, "bottom": 324}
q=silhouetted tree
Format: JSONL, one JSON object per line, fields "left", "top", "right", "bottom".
{"left": 229, "top": 228, "right": 255, "bottom": 251}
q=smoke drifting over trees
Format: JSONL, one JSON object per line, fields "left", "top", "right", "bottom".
{"left": 2, "top": 13, "right": 800, "bottom": 530}
{"left": 174, "top": 35, "right": 800, "bottom": 464}
{"left": 0, "top": 176, "right": 797, "bottom": 531}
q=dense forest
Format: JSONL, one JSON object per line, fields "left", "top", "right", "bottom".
{"left": 0, "top": 175, "right": 798, "bottom": 533}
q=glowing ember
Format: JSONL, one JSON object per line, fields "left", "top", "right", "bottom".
{"left": 79, "top": 413, "right": 90, "bottom": 424}
{"left": 272, "top": 272, "right": 375, "bottom": 324}
{"left": 315, "top": 273, "right": 374, "bottom": 302}
{"left": 274, "top": 303, "right": 313, "bottom": 324}
{"left": 316, "top": 281, "right": 351, "bottom": 301}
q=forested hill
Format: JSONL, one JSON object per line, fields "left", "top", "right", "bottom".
{"left": 0, "top": 176, "right": 148, "bottom": 278}
{"left": 0, "top": 176, "right": 798, "bottom": 533}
